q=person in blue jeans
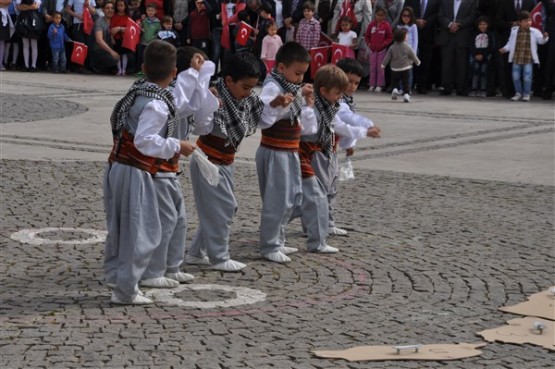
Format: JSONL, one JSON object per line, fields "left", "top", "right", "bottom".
{"left": 499, "top": 10, "right": 549, "bottom": 102}
{"left": 47, "top": 11, "right": 72, "bottom": 73}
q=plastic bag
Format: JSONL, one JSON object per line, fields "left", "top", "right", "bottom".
{"left": 192, "top": 150, "right": 220, "bottom": 186}
{"left": 339, "top": 158, "right": 355, "bottom": 181}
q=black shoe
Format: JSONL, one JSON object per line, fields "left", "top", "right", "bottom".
{"left": 29, "top": 67, "right": 37, "bottom": 73}
{"left": 439, "top": 90, "right": 452, "bottom": 96}
{"left": 456, "top": 90, "right": 468, "bottom": 97}
{"left": 543, "top": 91, "right": 553, "bottom": 100}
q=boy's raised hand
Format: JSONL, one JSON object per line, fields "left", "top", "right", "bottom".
{"left": 270, "top": 93, "right": 294, "bottom": 108}
{"left": 301, "top": 84, "right": 314, "bottom": 97}
{"left": 367, "top": 126, "right": 381, "bottom": 138}
{"left": 179, "top": 141, "right": 196, "bottom": 157}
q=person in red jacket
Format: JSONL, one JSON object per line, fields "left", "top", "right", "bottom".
{"left": 364, "top": 6, "right": 392, "bottom": 92}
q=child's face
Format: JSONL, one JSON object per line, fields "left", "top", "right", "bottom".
{"left": 129, "top": 0, "right": 139, "bottom": 10}
{"left": 375, "top": 11, "right": 385, "bottom": 22}
{"left": 518, "top": 17, "right": 532, "bottom": 29}
{"left": 345, "top": 73, "right": 361, "bottom": 96}
{"left": 225, "top": 76, "right": 259, "bottom": 100}
{"left": 116, "top": 1, "right": 126, "bottom": 13}
{"left": 278, "top": 61, "right": 309, "bottom": 85}
{"left": 53, "top": 14, "right": 62, "bottom": 25}
{"left": 319, "top": 86, "right": 343, "bottom": 104}
{"left": 478, "top": 21, "right": 488, "bottom": 33}
{"left": 267, "top": 24, "right": 278, "bottom": 36}
{"left": 341, "top": 22, "right": 351, "bottom": 32}
{"left": 163, "top": 21, "right": 172, "bottom": 30}
{"left": 146, "top": 7, "right": 156, "bottom": 18}
{"left": 303, "top": 8, "right": 314, "bottom": 20}
{"left": 401, "top": 11, "right": 411, "bottom": 24}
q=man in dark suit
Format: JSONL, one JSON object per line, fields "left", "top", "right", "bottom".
{"left": 405, "top": 0, "right": 442, "bottom": 93}
{"left": 495, "top": 0, "right": 537, "bottom": 97}
{"left": 437, "top": 0, "right": 476, "bottom": 95}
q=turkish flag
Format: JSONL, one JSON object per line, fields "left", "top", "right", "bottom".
{"left": 263, "top": 59, "right": 275, "bottom": 75}
{"left": 235, "top": 21, "right": 254, "bottom": 46}
{"left": 309, "top": 46, "right": 330, "bottom": 79}
{"left": 82, "top": 7, "right": 94, "bottom": 35}
{"left": 71, "top": 42, "right": 88, "bottom": 66}
{"left": 122, "top": 18, "right": 141, "bottom": 52}
{"left": 531, "top": 3, "right": 543, "bottom": 31}
{"left": 335, "top": 0, "right": 358, "bottom": 33}
{"left": 319, "top": 31, "right": 333, "bottom": 47}
{"left": 331, "top": 43, "right": 349, "bottom": 65}
{"left": 221, "top": 2, "right": 246, "bottom": 49}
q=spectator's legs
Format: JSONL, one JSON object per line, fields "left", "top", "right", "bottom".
{"left": 512, "top": 63, "right": 523, "bottom": 95}
{"left": 60, "top": 48, "right": 67, "bottom": 72}
{"left": 0, "top": 41, "right": 5, "bottom": 70}
{"left": 377, "top": 49, "right": 386, "bottom": 88}
{"left": 51, "top": 48, "right": 60, "bottom": 72}
{"left": 522, "top": 63, "right": 533, "bottom": 96}
{"left": 440, "top": 36, "right": 455, "bottom": 93}
{"left": 21, "top": 37, "right": 30, "bottom": 68}
{"left": 368, "top": 50, "right": 376, "bottom": 88}
{"left": 479, "top": 62, "right": 487, "bottom": 92}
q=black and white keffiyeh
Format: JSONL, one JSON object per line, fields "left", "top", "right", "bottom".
{"left": 315, "top": 93, "right": 339, "bottom": 157}
{"left": 110, "top": 78, "right": 177, "bottom": 139}
{"left": 341, "top": 93, "right": 355, "bottom": 112}
{"left": 267, "top": 69, "right": 302, "bottom": 124}
{"left": 213, "top": 78, "right": 264, "bottom": 149}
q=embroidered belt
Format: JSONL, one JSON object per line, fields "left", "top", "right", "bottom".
{"left": 197, "top": 134, "right": 236, "bottom": 165}
{"left": 260, "top": 119, "right": 301, "bottom": 151}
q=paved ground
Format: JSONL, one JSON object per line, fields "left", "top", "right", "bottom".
{"left": 1, "top": 71, "right": 554, "bottom": 368}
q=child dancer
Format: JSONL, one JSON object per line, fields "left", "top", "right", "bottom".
{"left": 336, "top": 16, "right": 357, "bottom": 59}
{"left": 396, "top": 6, "right": 418, "bottom": 93}
{"left": 186, "top": 53, "right": 287, "bottom": 272}
{"left": 499, "top": 11, "right": 548, "bottom": 102}
{"left": 468, "top": 16, "right": 495, "bottom": 98}
{"left": 104, "top": 40, "right": 202, "bottom": 304}
{"left": 330, "top": 57, "right": 381, "bottom": 235}
{"left": 140, "top": 46, "right": 219, "bottom": 287}
{"left": 47, "top": 12, "right": 72, "bottom": 73}
{"left": 256, "top": 41, "right": 313, "bottom": 264}
{"left": 381, "top": 28, "right": 420, "bottom": 102}
{"left": 111, "top": 0, "right": 131, "bottom": 75}
{"left": 364, "top": 6, "right": 392, "bottom": 92}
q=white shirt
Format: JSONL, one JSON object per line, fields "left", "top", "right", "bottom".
{"left": 338, "top": 30, "right": 358, "bottom": 47}
{"left": 453, "top": 0, "right": 461, "bottom": 20}
{"left": 275, "top": 0, "right": 284, "bottom": 28}
{"left": 336, "top": 101, "right": 374, "bottom": 149}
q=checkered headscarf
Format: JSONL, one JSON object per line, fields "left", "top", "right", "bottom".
{"left": 110, "top": 79, "right": 177, "bottom": 139}
{"left": 315, "top": 93, "right": 339, "bottom": 157}
{"left": 341, "top": 94, "right": 355, "bottom": 112}
{"left": 266, "top": 69, "right": 303, "bottom": 124}
{"left": 213, "top": 78, "right": 264, "bottom": 150}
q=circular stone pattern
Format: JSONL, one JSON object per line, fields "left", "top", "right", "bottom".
{"left": 11, "top": 227, "right": 107, "bottom": 245}
{"left": 1, "top": 93, "right": 88, "bottom": 123}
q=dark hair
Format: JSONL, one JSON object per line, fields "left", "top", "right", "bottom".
{"left": 374, "top": 6, "right": 386, "bottom": 16}
{"left": 162, "top": 15, "right": 173, "bottom": 24}
{"left": 314, "top": 64, "right": 349, "bottom": 94}
{"left": 339, "top": 16, "right": 352, "bottom": 25}
{"left": 114, "top": 0, "right": 129, "bottom": 13}
{"left": 302, "top": 1, "right": 315, "bottom": 12}
{"left": 265, "top": 20, "right": 277, "bottom": 30}
{"left": 259, "top": 2, "right": 272, "bottom": 14}
{"left": 400, "top": 6, "right": 415, "bottom": 25}
{"left": 336, "top": 57, "right": 364, "bottom": 78}
{"left": 146, "top": 2, "right": 157, "bottom": 10}
{"left": 222, "top": 52, "right": 261, "bottom": 81}
{"left": 393, "top": 28, "right": 407, "bottom": 43}
{"left": 103, "top": 0, "right": 114, "bottom": 10}
{"left": 52, "top": 10, "right": 62, "bottom": 17}
{"left": 276, "top": 42, "right": 311, "bottom": 66}
{"left": 475, "top": 15, "right": 490, "bottom": 27}
{"left": 176, "top": 46, "right": 207, "bottom": 74}
{"left": 143, "top": 40, "right": 176, "bottom": 82}
{"left": 517, "top": 10, "right": 530, "bottom": 21}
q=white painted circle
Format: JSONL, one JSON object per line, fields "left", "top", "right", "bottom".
{"left": 145, "top": 284, "right": 266, "bottom": 308}
{"left": 11, "top": 227, "right": 107, "bottom": 245}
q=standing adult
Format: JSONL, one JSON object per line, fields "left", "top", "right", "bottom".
{"left": 91, "top": 0, "right": 118, "bottom": 73}
{"left": 373, "top": 0, "right": 404, "bottom": 28}
{"left": 65, "top": 0, "right": 96, "bottom": 72}
{"left": 405, "top": 0, "right": 440, "bottom": 94}
{"left": 437, "top": 0, "right": 476, "bottom": 95}
{"left": 495, "top": 0, "right": 536, "bottom": 97}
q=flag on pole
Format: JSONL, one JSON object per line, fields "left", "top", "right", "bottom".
{"left": 263, "top": 59, "right": 275, "bottom": 75}
{"left": 319, "top": 31, "right": 333, "bottom": 47}
{"left": 82, "top": 7, "right": 94, "bottom": 35}
{"left": 309, "top": 46, "right": 330, "bottom": 79}
{"left": 235, "top": 21, "right": 254, "bottom": 46}
{"left": 122, "top": 18, "right": 141, "bottom": 52}
{"left": 71, "top": 42, "right": 88, "bottom": 65}
{"left": 531, "top": 3, "right": 544, "bottom": 31}
{"left": 331, "top": 43, "right": 349, "bottom": 64}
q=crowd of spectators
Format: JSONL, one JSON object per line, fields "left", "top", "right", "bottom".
{"left": 1, "top": 0, "right": 553, "bottom": 99}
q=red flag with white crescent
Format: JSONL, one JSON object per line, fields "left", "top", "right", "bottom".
{"left": 71, "top": 42, "right": 88, "bottom": 66}
{"left": 319, "top": 31, "right": 333, "bottom": 47}
{"left": 235, "top": 21, "right": 254, "bottom": 46}
{"left": 331, "top": 43, "right": 349, "bottom": 65}
{"left": 122, "top": 18, "right": 141, "bottom": 52}
{"left": 309, "top": 46, "right": 330, "bottom": 79}
{"left": 82, "top": 7, "right": 94, "bottom": 35}
{"left": 531, "top": 3, "right": 544, "bottom": 31}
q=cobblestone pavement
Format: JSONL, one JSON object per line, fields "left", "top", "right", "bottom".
{"left": 1, "top": 73, "right": 554, "bottom": 368}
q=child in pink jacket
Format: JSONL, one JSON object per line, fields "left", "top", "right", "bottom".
{"left": 364, "top": 6, "right": 393, "bottom": 92}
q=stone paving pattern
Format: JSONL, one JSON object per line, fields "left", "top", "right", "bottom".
{"left": 1, "top": 159, "right": 553, "bottom": 368}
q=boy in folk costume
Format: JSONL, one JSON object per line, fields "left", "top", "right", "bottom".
{"left": 139, "top": 46, "right": 219, "bottom": 288}
{"left": 329, "top": 57, "right": 381, "bottom": 235}
{"left": 186, "top": 53, "right": 288, "bottom": 272}
{"left": 256, "top": 41, "right": 314, "bottom": 264}
{"left": 104, "top": 40, "right": 207, "bottom": 305}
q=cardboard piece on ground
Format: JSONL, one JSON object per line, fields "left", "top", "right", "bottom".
{"left": 313, "top": 342, "right": 486, "bottom": 362}
{"left": 477, "top": 316, "right": 554, "bottom": 351}
{"left": 498, "top": 286, "right": 555, "bottom": 321}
